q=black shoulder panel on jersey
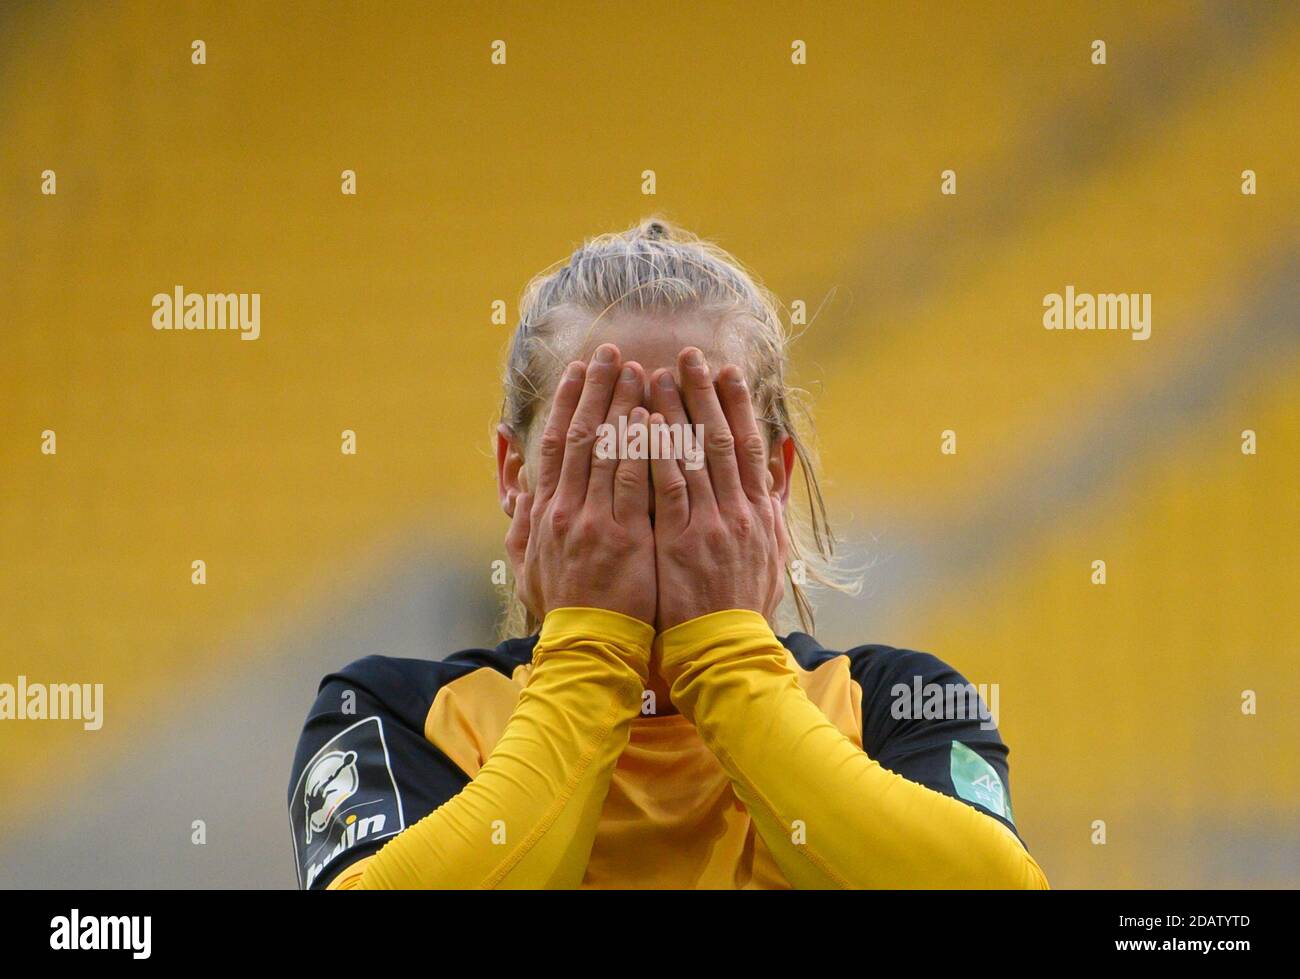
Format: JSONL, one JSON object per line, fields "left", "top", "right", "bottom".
{"left": 783, "top": 633, "right": 1022, "bottom": 841}
{"left": 287, "top": 645, "right": 529, "bottom": 890}
{"left": 442, "top": 635, "right": 536, "bottom": 676}
{"left": 850, "top": 643, "right": 1020, "bottom": 838}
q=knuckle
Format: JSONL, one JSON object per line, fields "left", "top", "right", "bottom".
{"left": 549, "top": 507, "right": 571, "bottom": 533}
{"left": 702, "top": 524, "right": 729, "bottom": 549}
{"left": 565, "top": 422, "right": 594, "bottom": 446}
{"left": 539, "top": 427, "right": 566, "bottom": 458}
{"left": 664, "top": 477, "right": 689, "bottom": 501}
{"left": 739, "top": 433, "right": 767, "bottom": 461}
{"left": 706, "top": 429, "right": 735, "bottom": 453}
{"left": 574, "top": 514, "right": 603, "bottom": 541}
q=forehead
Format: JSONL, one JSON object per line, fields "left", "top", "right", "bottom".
{"left": 551, "top": 307, "right": 747, "bottom": 378}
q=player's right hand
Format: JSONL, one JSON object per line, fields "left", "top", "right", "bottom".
{"left": 506, "top": 343, "right": 656, "bottom": 626}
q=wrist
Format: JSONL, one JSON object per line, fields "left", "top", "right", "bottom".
{"left": 658, "top": 600, "right": 764, "bottom": 634}
{"left": 655, "top": 608, "right": 778, "bottom": 686}
{"left": 546, "top": 593, "right": 655, "bottom": 629}
{"left": 537, "top": 606, "right": 656, "bottom": 682}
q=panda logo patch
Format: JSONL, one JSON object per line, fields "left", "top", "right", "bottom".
{"left": 304, "top": 750, "right": 359, "bottom": 845}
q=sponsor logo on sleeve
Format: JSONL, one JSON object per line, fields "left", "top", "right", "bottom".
{"left": 949, "top": 740, "right": 1015, "bottom": 826}
{"left": 290, "top": 716, "right": 405, "bottom": 888}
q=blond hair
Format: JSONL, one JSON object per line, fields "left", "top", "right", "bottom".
{"left": 498, "top": 217, "right": 858, "bottom": 638}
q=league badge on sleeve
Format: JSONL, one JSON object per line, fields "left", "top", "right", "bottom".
{"left": 290, "top": 716, "right": 406, "bottom": 887}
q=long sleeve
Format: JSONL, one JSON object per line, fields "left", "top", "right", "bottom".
{"left": 353, "top": 607, "right": 652, "bottom": 889}
{"left": 657, "top": 609, "right": 1049, "bottom": 890}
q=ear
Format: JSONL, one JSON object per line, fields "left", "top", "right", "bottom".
{"left": 768, "top": 433, "right": 796, "bottom": 505}
{"left": 496, "top": 424, "right": 529, "bottom": 517}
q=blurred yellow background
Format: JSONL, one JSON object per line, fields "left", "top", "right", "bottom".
{"left": 1, "top": 0, "right": 1296, "bottom": 887}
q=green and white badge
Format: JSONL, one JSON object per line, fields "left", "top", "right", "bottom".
{"left": 950, "top": 741, "right": 1014, "bottom": 825}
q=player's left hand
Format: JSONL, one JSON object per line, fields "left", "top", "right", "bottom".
{"left": 648, "top": 347, "right": 788, "bottom": 632}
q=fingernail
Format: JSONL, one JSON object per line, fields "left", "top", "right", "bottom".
{"left": 684, "top": 348, "right": 703, "bottom": 367}
{"left": 595, "top": 345, "right": 616, "bottom": 364}
{"left": 621, "top": 366, "right": 636, "bottom": 382}
{"left": 658, "top": 371, "right": 675, "bottom": 390}
{"left": 566, "top": 362, "right": 584, "bottom": 382}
